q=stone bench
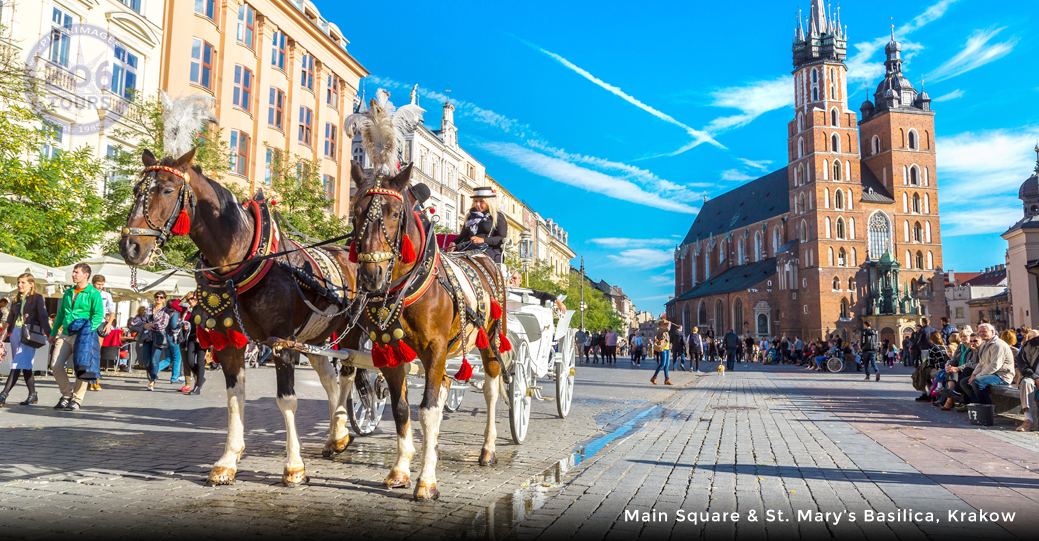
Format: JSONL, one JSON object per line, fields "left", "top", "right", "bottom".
{"left": 990, "top": 384, "right": 1022, "bottom": 416}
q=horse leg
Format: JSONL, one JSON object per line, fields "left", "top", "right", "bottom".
{"left": 274, "top": 349, "right": 307, "bottom": 486}
{"left": 414, "top": 368, "right": 449, "bottom": 500}
{"left": 382, "top": 365, "right": 414, "bottom": 488}
{"left": 207, "top": 347, "right": 246, "bottom": 486}
{"left": 308, "top": 353, "right": 350, "bottom": 457}
{"left": 479, "top": 350, "right": 501, "bottom": 466}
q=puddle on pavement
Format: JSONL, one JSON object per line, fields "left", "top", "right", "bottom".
{"left": 464, "top": 405, "right": 662, "bottom": 540}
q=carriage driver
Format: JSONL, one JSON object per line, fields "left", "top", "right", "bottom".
{"left": 509, "top": 271, "right": 566, "bottom": 314}
{"left": 448, "top": 186, "right": 508, "bottom": 264}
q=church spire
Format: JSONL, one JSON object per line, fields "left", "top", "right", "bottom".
{"left": 795, "top": 8, "right": 804, "bottom": 41}
{"left": 810, "top": 0, "right": 828, "bottom": 35}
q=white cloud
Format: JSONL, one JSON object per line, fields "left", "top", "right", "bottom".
{"left": 941, "top": 199, "right": 1022, "bottom": 237}
{"left": 705, "top": 77, "right": 793, "bottom": 133}
{"left": 606, "top": 248, "right": 675, "bottom": 270}
{"left": 649, "top": 275, "right": 675, "bottom": 286}
{"left": 534, "top": 46, "right": 725, "bottom": 151}
{"left": 588, "top": 238, "right": 676, "bottom": 249}
{"left": 478, "top": 142, "right": 699, "bottom": 214}
{"left": 933, "top": 89, "right": 964, "bottom": 102}
{"left": 738, "top": 158, "right": 773, "bottom": 171}
{"left": 927, "top": 27, "right": 1018, "bottom": 83}
{"left": 721, "top": 169, "right": 756, "bottom": 182}
{"left": 635, "top": 295, "right": 673, "bottom": 302}
{"left": 845, "top": 0, "right": 960, "bottom": 84}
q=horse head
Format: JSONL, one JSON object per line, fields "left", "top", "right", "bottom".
{"left": 350, "top": 161, "right": 416, "bottom": 293}
{"left": 119, "top": 148, "right": 198, "bottom": 266}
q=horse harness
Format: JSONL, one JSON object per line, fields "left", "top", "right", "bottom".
{"left": 120, "top": 165, "right": 196, "bottom": 253}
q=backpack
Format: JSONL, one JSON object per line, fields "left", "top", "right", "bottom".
{"left": 862, "top": 328, "right": 879, "bottom": 352}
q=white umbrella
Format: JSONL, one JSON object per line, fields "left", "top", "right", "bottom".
{"left": 0, "top": 252, "right": 67, "bottom": 285}
{"left": 58, "top": 255, "right": 166, "bottom": 300}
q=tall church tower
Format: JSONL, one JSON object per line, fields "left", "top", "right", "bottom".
{"left": 858, "top": 27, "right": 943, "bottom": 317}
{"left": 787, "top": 0, "right": 865, "bottom": 336}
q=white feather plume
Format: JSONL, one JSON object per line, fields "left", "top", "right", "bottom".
{"left": 343, "top": 88, "right": 424, "bottom": 179}
{"left": 161, "top": 90, "right": 219, "bottom": 159}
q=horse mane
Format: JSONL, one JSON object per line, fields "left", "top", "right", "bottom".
{"left": 160, "top": 156, "right": 247, "bottom": 238}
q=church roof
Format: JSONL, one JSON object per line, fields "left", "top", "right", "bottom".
{"left": 859, "top": 164, "right": 895, "bottom": 203}
{"left": 681, "top": 169, "right": 789, "bottom": 246}
{"left": 666, "top": 257, "right": 777, "bottom": 306}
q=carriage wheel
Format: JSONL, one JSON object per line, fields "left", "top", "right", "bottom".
{"left": 508, "top": 340, "right": 532, "bottom": 444}
{"left": 555, "top": 336, "right": 575, "bottom": 419}
{"left": 347, "top": 370, "right": 388, "bottom": 436}
{"left": 826, "top": 357, "right": 844, "bottom": 373}
{"left": 444, "top": 387, "right": 465, "bottom": 412}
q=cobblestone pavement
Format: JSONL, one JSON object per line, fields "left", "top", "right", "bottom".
{"left": 0, "top": 356, "right": 692, "bottom": 540}
{"left": 4, "top": 358, "right": 1037, "bottom": 540}
{"left": 514, "top": 362, "right": 1039, "bottom": 541}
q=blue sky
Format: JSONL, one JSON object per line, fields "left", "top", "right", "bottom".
{"left": 322, "top": 0, "right": 1038, "bottom": 314}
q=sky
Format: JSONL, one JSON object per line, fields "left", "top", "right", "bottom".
{"left": 320, "top": 0, "right": 1038, "bottom": 315}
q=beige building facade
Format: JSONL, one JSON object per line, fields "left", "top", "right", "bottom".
{"left": 160, "top": 0, "right": 367, "bottom": 217}
{"left": 1002, "top": 150, "right": 1039, "bottom": 329}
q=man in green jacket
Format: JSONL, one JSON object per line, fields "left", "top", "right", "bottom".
{"left": 49, "top": 263, "right": 104, "bottom": 411}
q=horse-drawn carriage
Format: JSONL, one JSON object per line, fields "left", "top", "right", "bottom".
{"left": 346, "top": 285, "right": 577, "bottom": 444}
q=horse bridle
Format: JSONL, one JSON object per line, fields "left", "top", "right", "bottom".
{"left": 121, "top": 165, "right": 196, "bottom": 253}
{"left": 355, "top": 184, "right": 408, "bottom": 266}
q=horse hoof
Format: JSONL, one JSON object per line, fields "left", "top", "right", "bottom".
{"left": 479, "top": 450, "right": 497, "bottom": 466}
{"left": 384, "top": 470, "right": 410, "bottom": 488}
{"left": 321, "top": 436, "right": 351, "bottom": 457}
{"left": 282, "top": 467, "right": 308, "bottom": 487}
{"left": 414, "top": 482, "right": 439, "bottom": 501}
{"left": 206, "top": 467, "right": 237, "bottom": 486}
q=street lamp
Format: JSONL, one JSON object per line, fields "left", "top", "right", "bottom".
{"left": 519, "top": 230, "right": 533, "bottom": 287}
{"left": 580, "top": 257, "right": 586, "bottom": 329}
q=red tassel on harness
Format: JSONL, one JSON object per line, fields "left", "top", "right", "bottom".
{"left": 209, "top": 330, "right": 229, "bottom": 351}
{"left": 498, "top": 332, "right": 512, "bottom": 353}
{"left": 396, "top": 341, "right": 416, "bottom": 364}
{"left": 349, "top": 240, "right": 358, "bottom": 263}
{"left": 171, "top": 209, "right": 190, "bottom": 236}
{"left": 196, "top": 328, "right": 211, "bottom": 349}
{"left": 227, "top": 329, "right": 248, "bottom": 349}
{"left": 454, "top": 358, "right": 473, "bottom": 381}
{"left": 476, "top": 327, "right": 490, "bottom": 349}
{"left": 490, "top": 300, "right": 502, "bottom": 320}
{"left": 400, "top": 235, "right": 416, "bottom": 264}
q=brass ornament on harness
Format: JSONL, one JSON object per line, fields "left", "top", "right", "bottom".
{"left": 358, "top": 251, "right": 395, "bottom": 263}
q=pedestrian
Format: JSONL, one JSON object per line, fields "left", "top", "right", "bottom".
{"left": 140, "top": 291, "right": 183, "bottom": 391}
{"left": 860, "top": 320, "right": 880, "bottom": 381}
{"left": 792, "top": 336, "right": 802, "bottom": 364}
{"left": 1013, "top": 330, "right": 1039, "bottom": 432}
{"left": 940, "top": 317, "right": 957, "bottom": 345}
{"left": 88, "top": 274, "right": 116, "bottom": 391}
{"left": 177, "top": 293, "right": 206, "bottom": 395}
{"left": 630, "top": 333, "right": 643, "bottom": 367}
{"left": 670, "top": 324, "right": 686, "bottom": 371}
{"left": 604, "top": 327, "right": 618, "bottom": 364}
{"left": 48, "top": 263, "right": 105, "bottom": 411}
{"left": 723, "top": 328, "right": 741, "bottom": 371}
{"left": 687, "top": 327, "right": 703, "bottom": 373}
{"left": 575, "top": 327, "right": 588, "bottom": 364}
{"left": 0, "top": 273, "right": 50, "bottom": 407}
{"left": 744, "top": 335, "right": 756, "bottom": 363}
{"left": 650, "top": 319, "right": 672, "bottom": 385}
{"left": 591, "top": 329, "right": 601, "bottom": 363}
{"left": 582, "top": 329, "right": 592, "bottom": 363}
{"left": 967, "top": 323, "right": 1014, "bottom": 405}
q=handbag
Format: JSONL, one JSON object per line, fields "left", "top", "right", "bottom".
{"left": 20, "top": 323, "right": 47, "bottom": 349}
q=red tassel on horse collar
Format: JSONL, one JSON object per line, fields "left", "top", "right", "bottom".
{"left": 209, "top": 330, "right": 229, "bottom": 351}
{"left": 499, "top": 332, "right": 512, "bottom": 353}
{"left": 396, "top": 341, "right": 416, "bottom": 364}
{"left": 171, "top": 209, "right": 190, "bottom": 236}
{"left": 490, "top": 300, "right": 502, "bottom": 320}
{"left": 349, "top": 240, "right": 358, "bottom": 263}
{"left": 455, "top": 358, "right": 473, "bottom": 381}
{"left": 476, "top": 327, "right": 490, "bottom": 349}
{"left": 400, "top": 235, "right": 416, "bottom": 264}
{"left": 196, "top": 328, "right": 212, "bottom": 349}
{"left": 227, "top": 329, "right": 248, "bottom": 349}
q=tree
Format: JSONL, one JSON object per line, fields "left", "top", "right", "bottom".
{"left": 265, "top": 145, "right": 350, "bottom": 241}
{"left": 563, "top": 269, "right": 623, "bottom": 331}
{"left": 0, "top": 26, "right": 107, "bottom": 266}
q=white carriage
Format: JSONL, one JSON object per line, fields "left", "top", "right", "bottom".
{"left": 346, "top": 286, "right": 577, "bottom": 444}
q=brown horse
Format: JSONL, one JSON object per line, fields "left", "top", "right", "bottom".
{"left": 350, "top": 163, "right": 508, "bottom": 500}
{"left": 119, "top": 148, "right": 364, "bottom": 486}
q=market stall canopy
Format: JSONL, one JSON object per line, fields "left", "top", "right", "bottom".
{"left": 58, "top": 256, "right": 168, "bottom": 300}
{"left": 0, "top": 252, "right": 67, "bottom": 286}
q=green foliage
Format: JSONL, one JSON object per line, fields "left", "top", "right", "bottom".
{"left": 0, "top": 32, "right": 106, "bottom": 266}
{"left": 265, "top": 146, "right": 350, "bottom": 241}
{"left": 563, "top": 269, "right": 623, "bottom": 331}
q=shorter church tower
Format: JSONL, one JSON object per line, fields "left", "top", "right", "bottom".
{"left": 1002, "top": 145, "right": 1039, "bottom": 328}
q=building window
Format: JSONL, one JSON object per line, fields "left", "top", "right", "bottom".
{"left": 773, "top": 226, "right": 781, "bottom": 255}
{"left": 834, "top": 190, "right": 844, "bottom": 209}
{"left": 111, "top": 43, "right": 138, "bottom": 99}
{"left": 797, "top": 112, "right": 804, "bottom": 132}
{"left": 352, "top": 145, "right": 364, "bottom": 166}
{"left": 833, "top": 159, "right": 842, "bottom": 181}
{"left": 868, "top": 212, "right": 891, "bottom": 259}
{"left": 831, "top": 134, "right": 840, "bottom": 153}
{"left": 848, "top": 277, "right": 855, "bottom": 291}
{"left": 838, "top": 247, "right": 847, "bottom": 267}
{"left": 323, "top": 175, "right": 335, "bottom": 210}
{"left": 229, "top": 130, "right": 249, "bottom": 176}
{"left": 118, "top": 0, "right": 142, "bottom": 13}
{"left": 271, "top": 31, "right": 287, "bottom": 70}
{"left": 194, "top": 0, "right": 216, "bottom": 20}
{"left": 831, "top": 108, "right": 838, "bottom": 127}
{"left": 798, "top": 138, "right": 805, "bottom": 158}
{"left": 324, "top": 123, "right": 337, "bottom": 158}
{"left": 840, "top": 298, "right": 849, "bottom": 319}
{"left": 300, "top": 54, "right": 315, "bottom": 91}
{"left": 190, "top": 38, "right": 214, "bottom": 90}
{"left": 49, "top": 7, "right": 73, "bottom": 67}
{"left": 908, "top": 130, "right": 917, "bottom": 150}
{"left": 956, "top": 308, "right": 963, "bottom": 319}
{"left": 910, "top": 166, "right": 919, "bottom": 185}
{"left": 268, "top": 87, "right": 285, "bottom": 129}
{"left": 298, "top": 106, "right": 313, "bottom": 145}
{"left": 913, "top": 222, "right": 923, "bottom": 243}
{"left": 915, "top": 251, "right": 924, "bottom": 270}
{"left": 799, "top": 220, "right": 808, "bottom": 243}
{"left": 233, "top": 65, "right": 252, "bottom": 111}
{"left": 912, "top": 193, "right": 921, "bottom": 213}
{"left": 927, "top": 251, "right": 934, "bottom": 270}
{"left": 871, "top": 135, "right": 880, "bottom": 155}
{"left": 832, "top": 276, "right": 840, "bottom": 290}
{"left": 40, "top": 122, "right": 63, "bottom": 159}
{"left": 797, "top": 193, "right": 805, "bottom": 214}
{"left": 236, "top": 4, "right": 255, "bottom": 48}
{"left": 326, "top": 74, "right": 340, "bottom": 109}
{"left": 836, "top": 218, "right": 846, "bottom": 239}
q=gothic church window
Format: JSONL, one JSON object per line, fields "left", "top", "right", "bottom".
{"left": 798, "top": 138, "right": 805, "bottom": 158}
{"left": 927, "top": 251, "right": 934, "bottom": 270}
{"left": 831, "top": 134, "right": 840, "bottom": 154}
{"left": 797, "top": 112, "right": 804, "bottom": 133}
{"left": 869, "top": 212, "right": 891, "bottom": 259}
{"left": 829, "top": 68, "right": 836, "bottom": 100}
{"left": 905, "top": 250, "right": 912, "bottom": 268}
{"left": 913, "top": 222, "right": 922, "bottom": 243}
{"left": 773, "top": 226, "right": 782, "bottom": 255}
{"left": 737, "top": 239, "right": 745, "bottom": 264}
{"left": 915, "top": 251, "right": 924, "bottom": 270}
{"left": 831, "top": 109, "right": 838, "bottom": 127}
{"left": 833, "top": 277, "right": 840, "bottom": 290}
{"left": 913, "top": 193, "right": 921, "bottom": 213}
{"left": 871, "top": 136, "right": 880, "bottom": 156}
{"left": 836, "top": 217, "right": 846, "bottom": 239}
{"left": 838, "top": 247, "right": 847, "bottom": 267}
{"left": 797, "top": 193, "right": 806, "bottom": 214}
{"left": 910, "top": 166, "right": 920, "bottom": 185}
{"left": 754, "top": 232, "right": 762, "bottom": 262}
{"left": 833, "top": 160, "right": 842, "bottom": 181}
{"left": 849, "top": 277, "right": 855, "bottom": 290}
{"left": 698, "top": 301, "right": 708, "bottom": 326}
{"left": 908, "top": 130, "right": 917, "bottom": 150}
{"left": 840, "top": 298, "right": 850, "bottom": 319}
{"left": 828, "top": 247, "right": 834, "bottom": 266}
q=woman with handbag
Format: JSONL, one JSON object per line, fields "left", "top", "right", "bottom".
{"left": 177, "top": 293, "right": 206, "bottom": 394}
{"left": 141, "top": 291, "right": 181, "bottom": 391}
{"left": 0, "top": 273, "right": 51, "bottom": 406}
